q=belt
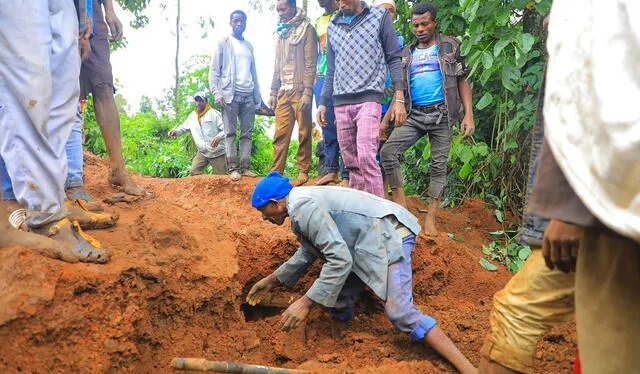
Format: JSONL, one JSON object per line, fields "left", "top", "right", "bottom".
{"left": 413, "top": 102, "right": 447, "bottom": 124}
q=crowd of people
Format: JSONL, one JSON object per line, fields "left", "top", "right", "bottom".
{"left": 0, "top": 0, "right": 638, "bottom": 373}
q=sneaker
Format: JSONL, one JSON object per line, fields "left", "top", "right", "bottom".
{"left": 242, "top": 170, "right": 259, "bottom": 178}
{"left": 231, "top": 171, "right": 242, "bottom": 182}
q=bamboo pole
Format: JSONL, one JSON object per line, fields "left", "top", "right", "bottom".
{"left": 171, "top": 358, "right": 309, "bottom": 374}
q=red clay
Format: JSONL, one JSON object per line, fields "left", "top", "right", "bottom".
{"left": 0, "top": 153, "right": 576, "bottom": 373}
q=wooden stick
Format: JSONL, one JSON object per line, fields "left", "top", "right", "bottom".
{"left": 171, "top": 358, "right": 309, "bottom": 374}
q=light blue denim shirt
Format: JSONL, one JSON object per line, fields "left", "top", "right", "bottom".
{"left": 274, "top": 186, "right": 421, "bottom": 307}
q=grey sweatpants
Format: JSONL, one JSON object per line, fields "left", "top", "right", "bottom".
{"left": 222, "top": 92, "right": 255, "bottom": 173}
{"left": 0, "top": 0, "right": 80, "bottom": 227}
{"left": 380, "top": 106, "right": 452, "bottom": 199}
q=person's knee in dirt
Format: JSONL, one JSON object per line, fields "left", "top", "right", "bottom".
{"left": 246, "top": 172, "right": 476, "bottom": 373}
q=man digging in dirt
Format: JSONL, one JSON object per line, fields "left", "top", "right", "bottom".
{"left": 246, "top": 172, "right": 476, "bottom": 374}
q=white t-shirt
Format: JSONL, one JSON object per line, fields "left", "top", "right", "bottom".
{"left": 545, "top": 0, "right": 640, "bottom": 242}
{"left": 230, "top": 37, "right": 254, "bottom": 94}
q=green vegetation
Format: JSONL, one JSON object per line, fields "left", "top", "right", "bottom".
{"left": 85, "top": 0, "right": 551, "bottom": 272}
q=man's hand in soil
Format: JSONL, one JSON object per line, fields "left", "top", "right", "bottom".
{"left": 542, "top": 219, "right": 584, "bottom": 273}
{"left": 246, "top": 273, "right": 278, "bottom": 306}
{"left": 279, "top": 295, "right": 313, "bottom": 332}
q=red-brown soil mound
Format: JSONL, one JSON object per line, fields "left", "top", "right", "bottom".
{"left": 0, "top": 153, "right": 575, "bottom": 373}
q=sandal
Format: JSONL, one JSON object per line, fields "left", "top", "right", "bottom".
{"left": 33, "top": 218, "right": 111, "bottom": 264}
{"left": 66, "top": 187, "right": 104, "bottom": 212}
{"left": 65, "top": 200, "right": 118, "bottom": 230}
{"left": 8, "top": 208, "right": 28, "bottom": 231}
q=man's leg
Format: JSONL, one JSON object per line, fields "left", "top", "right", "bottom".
{"left": 479, "top": 251, "right": 575, "bottom": 374}
{"left": 222, "top": 97, "right": 241, "bottom": 179}
{"left": 208, "top": 154, "right": 228, "bottom": 175}
{"left": 0, "top": 0, "right": 109, "bottom": 262}
{"left": 189, "top": 153, "right": 208, "bottom": 176}
{"left": 271, "top": 91, "right": 296, "bottom": 175}
{"left": 237, "top": 93, "right": 256, "bottom": 175}
{"left": 336, "top": 105, "right": 363, "bottom": 190}
{"left": 352, "top": 102, "right": 384, "bottom": 198}
{"left": 314, "top": 78, "right": 340, "bottom": 185}
{"left": 575, "top": 229, "right": 640, "bottom": 374}
{"left": 424, "top": 119, "right": 453, "bottom": 236}
{"left": 380, "top": 112, "right": 426, "bottom": 206}
{"left": 386, "top": 235, "right": 475, "bottom": 373}
{"left": 293, "top": 93, "right": 313, "bottom": 185}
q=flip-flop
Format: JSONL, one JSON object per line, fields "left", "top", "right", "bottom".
{"left": 65, "top": 200, "right": 119, "bottom": 230}
{"left": 34, "top": 218, "right": 111, "bottom": 264}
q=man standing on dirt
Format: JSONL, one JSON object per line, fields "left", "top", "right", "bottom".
{"left": 246, "top": 172, "right": 476, "bottom": 374}
{"left": 269, "top": 0, "right": 317, "bottom": 186}
{"left": 380, "top": 3, "right": 475, "bottom": 237}
{"left": 317, "top": 0, "right": 406, "bottom": 198}
{"left": 80, "top": 0, "right": 146, "bottom": 197}
{"left": 168, "top": 94, "right": 227, "bottom": 176}
{"left": 210, "top": 10, "right": 262, "bottom": 182}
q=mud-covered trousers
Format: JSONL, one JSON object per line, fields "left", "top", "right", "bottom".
{"left": 331, "top": 235, "right": 437, "bottom": 341}
{"left": 0, "top": 0, "right": 80, "bottom": 227}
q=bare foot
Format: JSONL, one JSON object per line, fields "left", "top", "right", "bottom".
{"left": 315, "top": 172, "right": 339, "bottom": 186}
{"left": 296, "top": 172, "right": 309, "bottom": 186}
{"left": 108, "top": 170, "right": 145, "bottom": 196}
{"left": 424, "top": 215, "right": 439, "bottom": 237}
{"left": 66, "top": 186, "right": 104, "bottom": 212}
{"left": 32, "top": 219, "right": 111, "bottom": 263}
{"left": 338, "top": 179, "right": 350, "bottom": 187}
{"left": 330, "top": 319, "right": 349, "bottom": 340}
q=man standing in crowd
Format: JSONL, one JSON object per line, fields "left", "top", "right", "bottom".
{"left": 269, "top": 0, "right": 317, "bottom": 186}
{"left": 318, "top": 0, "right": 406, "bottom": 198}
{"left": 314, "top": 0, "right": 347, "bottom": 186}
{"left": 380, "top": 3, "right": 475, "bottom": 236}
{"left": 80, "top": 0, "right": 146, "bottom": 196}
{"left": 210, "top": 10, "right": 262, "bottom": 182}
{"left": 168, "top": 94, "right": 227, "bottom": 176}
{"left": 246, "top": 172, "right": 476, "bottom": 374}
{"left": 0, "top": 0, "right": 110, "bottom": 263}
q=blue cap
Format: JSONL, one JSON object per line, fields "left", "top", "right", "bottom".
{"left": 251, "top": 171, "right": 294, "bottom": 208}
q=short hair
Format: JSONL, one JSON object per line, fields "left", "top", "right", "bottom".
{"left": 412, "top": 2, "right": 437, "bottom": 20}
{"left": 230, "top": 10, "right": 247, "bottom": 22}
{"left": 278, "top": 0, "right": 296, "bottom": 8}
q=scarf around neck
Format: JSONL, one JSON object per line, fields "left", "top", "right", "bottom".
{"left": 276, "top": 8, "right": 310, "bottom": 45}
{"left": 196, "top": 105, "right": 211, "bottom": 124}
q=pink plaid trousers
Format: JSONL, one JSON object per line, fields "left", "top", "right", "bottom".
{"left": 334, "top": 102, "right": 384, "bottom": 198}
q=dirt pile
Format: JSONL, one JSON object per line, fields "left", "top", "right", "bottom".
{"left": 0, "top": 153, "right": 576, "bottom": 373}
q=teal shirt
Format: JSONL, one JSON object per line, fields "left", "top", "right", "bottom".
{"left": 274, "top": 187, "right": 421, "bottom": 307}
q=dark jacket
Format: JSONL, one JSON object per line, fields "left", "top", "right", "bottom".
{"left": 402, "top": 33, "right": 468, "bottom": 125}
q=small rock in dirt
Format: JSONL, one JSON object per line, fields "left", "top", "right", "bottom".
{"left": 317, "top": 353, "right": 341, "bottom": 363}
{"left": 240, "top": 331, "right": 260, "bottom": 351}
{"left": 103, "top": 339, "right": 120, "bottom": 353}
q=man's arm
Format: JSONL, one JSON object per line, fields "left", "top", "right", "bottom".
{"left": 249, "top": 45, "right": 262, "bottom": 109}
{"left": 302, "top": 26, "right": 319, "bottom": 100}
{"left": 269, "top": 40, "right": 283, "bottom": 109}
{"left": 379, "top": 12, "right": 407, "bottom": 125}
{"left": 101, "top": 0, "right": 123, "bottom": 42}
{"left": 274, "top": 246, "right": 318, "bottom": 286}
{"left": 319, "top": 36, "right": 335, "bottom": 106}
{"left": 290, "top": 199, "right": 353, "bottom": 308}
{"left": 168, "top": 113, "right": 192, "bottom": 138}
{"left": 458, "top": 78, "right": 475, "bottom": 138}
{"left": 209, "top": 39, "right": 224, "bottom": 105}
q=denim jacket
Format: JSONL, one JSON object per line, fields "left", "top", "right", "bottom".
{"left": 274, "top": 186, "right": 421, "bottom": 307}
{"left": 402, "top": 32, "right": 469, "bottom": 125}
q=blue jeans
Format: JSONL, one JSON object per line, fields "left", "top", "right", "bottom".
{"left": 314, "top": 78, "right": 348, "bottom": 179}
{"left": 331, "top": 235, "right": 437, "bottom": 341}
{"left": 1, "top": 103, "right": 84, "bottom": 200}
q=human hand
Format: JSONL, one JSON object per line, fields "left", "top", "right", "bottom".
{"left": 268, "top": 96, "right": 278, "bottom": 112}
{"left": 461, "top": 115, "right": 475, "bottom": 139}
{"left": 246, "top": 273, "right": 278, "bottom": 306}
{"left": 279, "top": 296, "right": 313, "bottom": 332}
{"left": 80, "top": 38, "right": 92, "bottom": 62}
{"left": 317, "top": 105, "right": 327, "bottom": 128}
{"left": 379, "top": 120, "right": 390, "bottom": 142}
{"left": 105, "top": 11, "right": 123, "bottom": 42}
{"left": 215, "top": 96, "right": 226, "bottom": 109}
{"left": 210, "top": 136, "right": 222, "bottom": 148}
{"left": 298, "top": 94, "right": 312, "bottom": 112}
{"left": 542, "top": 219, "right": 584, "bottom": 273}
{"left": 167, "top": 130, "right": 177, "bottom": 138}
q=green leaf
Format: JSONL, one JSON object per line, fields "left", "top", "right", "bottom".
{"left": 466, "top": 0, "right": 480, "bottom": 22}
{"left": 459, "top": 146, "right": 474, "bottom": 163}
{"left": 480, "top": 68, "right": 493, "bottom": 85}
{"left": 460, "top": 39, "right": 474, "bottom": 57}
{"left": 504, "top": 139, "right": 518, "bottom": 151}
{"left": 447, "top": 233, "right": 464, "bottom": 243}
{"left": 480, "top": 259, "right": 498, "bottom": 272}
{"left": 481, "top": 51, "right": 494, "bottom": 69}
{"left": 518, "top": 246, "right": 532, "bottom": 260}
{"left": 495, "top": 209, "right": 505, "bottom": 223}
{"left": 473, "top": 143, "right": 490, "bottom": 156}
{"left": 495, "top": 8, "right": 511, "bottom": 25}
{"left": 519, "top": 33, "right": 535, "bottom": 53}
{"left": 493, "top": 38, "right": 510, "bottom": 57}
{"left": 489, "top": 230, "right": 506, "bottom": 236}
{"left": 459, "top": 162, "right": 473, "bottom": 179}
{"left": 476, "top": 92, "right": 493, "bottom": 110}
{"left": 501, "top": 65, "right": 521, "bottom": 92}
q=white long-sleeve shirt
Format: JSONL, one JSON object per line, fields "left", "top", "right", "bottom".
{"left": 172, "top": 108, "right": 225, "bottom": 159}
{"left": 545, "top": 0, "right": 640, "bottom": 242}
